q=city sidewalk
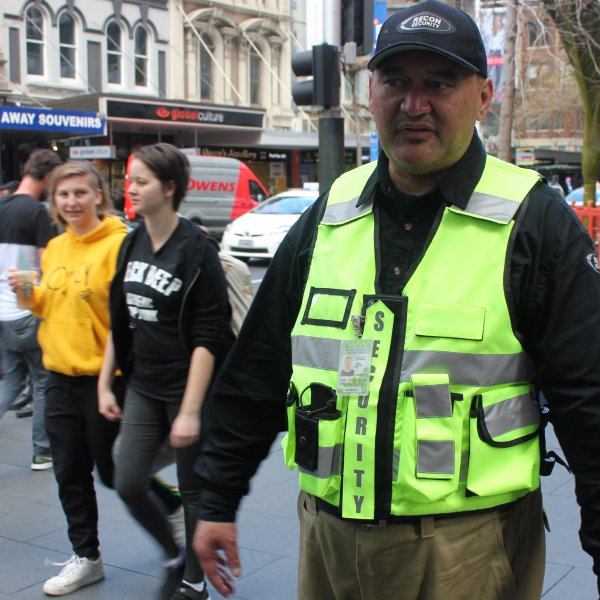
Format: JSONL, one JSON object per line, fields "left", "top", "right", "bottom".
{"left": 0, "top": 411, "right": 595, "bottom": 599}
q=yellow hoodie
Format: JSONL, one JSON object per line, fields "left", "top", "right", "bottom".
{"left": 30, "top": 215, "right": 128, "bottom": 376}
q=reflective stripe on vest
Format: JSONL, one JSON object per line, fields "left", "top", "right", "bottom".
{"left": 292, "top": 334, "right": 532, "bottom": 387}
{"left": 298, "top": 444, "right": 342, "bottom": 478}
{"left": 322, "top": 197, "right": 373, "bottom": 224}
{"left": 453, "top": 192, "right": 520, "bottom": 223}
{"left": 413, "top": 374, "right": 455, "bottom": 478}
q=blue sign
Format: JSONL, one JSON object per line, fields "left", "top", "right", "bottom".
{"left": 370, "top": 132, "right": 379, "bottom": 162}
{"left": 373, "top": 1, "right": 388, "bottom": 55}
{"left": 0, "top": 106, "right": 106, "bottom": 135}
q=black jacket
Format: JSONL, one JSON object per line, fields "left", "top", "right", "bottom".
{"left": 110, "top": 217, "right": 233, "bottom": 380}
{"left": 195, "top": 134, "right": 600, "bottom": 587}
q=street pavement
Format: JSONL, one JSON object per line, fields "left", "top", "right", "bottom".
{"left": 0, "top": 406, "right": 595, "bottom": 599}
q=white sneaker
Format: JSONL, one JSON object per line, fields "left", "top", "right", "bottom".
{"left": 43, "top": 555, "right": 104, "bottom": 596}
{"left": 31, "top": 455, "right": 53, "bottom": 471}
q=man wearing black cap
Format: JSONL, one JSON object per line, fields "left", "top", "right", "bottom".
{"left": 193, "top": 2, "right": 600, "bottom": 599}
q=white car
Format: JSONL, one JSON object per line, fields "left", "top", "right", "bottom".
{"left": 221, "top": 189, "right": 319, "bottom": 260}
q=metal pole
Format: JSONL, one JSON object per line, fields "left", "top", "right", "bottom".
{"left": 319, "top": 114, "right": 345, "bottom": 192}
{"left": 323, "top": 0, "right": 342, "bottom": 46}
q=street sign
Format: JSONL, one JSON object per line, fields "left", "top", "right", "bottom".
{"left": 370, "top": 132, "right": 379, "bottom": 162}
{"left": 69, "top": 146, "right": 116, "bottom": 159}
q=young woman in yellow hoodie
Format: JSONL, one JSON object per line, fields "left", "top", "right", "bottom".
{"left": 9, "top": 161, "right": 127, "bottom": 596}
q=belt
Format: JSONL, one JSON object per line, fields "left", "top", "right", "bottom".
{"left": 313, "top": 495, "right": 521, "bottom": 527}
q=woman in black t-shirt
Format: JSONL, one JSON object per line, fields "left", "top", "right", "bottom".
{"left": 99, "top": 143, "right": 232, "bottom": 600}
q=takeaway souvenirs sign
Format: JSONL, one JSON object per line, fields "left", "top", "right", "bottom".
{"left": 0, "top": 107, "right": 106, "bottom": 135}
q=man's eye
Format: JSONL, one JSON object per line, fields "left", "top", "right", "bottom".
{"left": 385, "top": 78, "right": 405, "bottom": 87}
{"left": 429, "top": 81, "right": 449, "bottom": 90}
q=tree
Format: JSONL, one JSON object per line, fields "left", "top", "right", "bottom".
{"left": 498, "top": 0, "right": 517, "bottom": 162}
{"left": 540, "top": 0, "right": 600, "bottom": 205}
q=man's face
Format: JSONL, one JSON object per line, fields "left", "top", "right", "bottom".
{"left": 369, "top": 51, "right": 493, "bottom": 183}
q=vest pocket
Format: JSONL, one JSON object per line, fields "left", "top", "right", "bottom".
{"left": 397, "top": 374, "right": 462, "bottom": 503}
{"left": 466, "top": 385, "right": 540, "bottom": 496}
{"left": 415, "top": 304, "right": 485, "bottom": 341}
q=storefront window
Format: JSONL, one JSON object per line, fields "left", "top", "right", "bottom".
{"left": 200, "top": 34, "right": 213, "bottom": 101}
{"left": 107, "top": 21, "right": 122, "bottom": 84}
{"left": 59, "top": 13, "right": 76, "bottom": 79}
{"left": 26, "top": 6, "right": 44, "bottom": 76}
{"left": 134, "top": 26, "right": 148, "bottom": 87}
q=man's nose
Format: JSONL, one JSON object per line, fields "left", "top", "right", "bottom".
{"left": 400, "top": 89, "right": 430, "bottom": 116}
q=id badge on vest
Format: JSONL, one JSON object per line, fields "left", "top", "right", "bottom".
{"left": 337, "top": 338, "right": 373, "bottom": 396}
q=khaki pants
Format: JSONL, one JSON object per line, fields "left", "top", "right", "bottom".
{"left": 297, "top": 490, "right": 545, "bottom": 600}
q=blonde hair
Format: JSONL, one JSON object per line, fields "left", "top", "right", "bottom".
{"left": 47, "top": 161, "right": 113, "bottom": 226}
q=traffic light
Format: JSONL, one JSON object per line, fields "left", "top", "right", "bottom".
{"left": 291, "top": 43, "right": 340, "bottom": 108}
{"left": 341, "top": 0, "right": 375, "bottom": 56}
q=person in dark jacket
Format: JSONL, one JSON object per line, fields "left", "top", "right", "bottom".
{"left": 98, "top": 143, "right": 233, "bottom": 600}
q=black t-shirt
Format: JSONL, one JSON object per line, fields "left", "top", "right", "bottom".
{"left": 0, "top": 193, "right": 56, "bottom": 247}
{"left": 0, "top": 193, "right": 57, "bottom": 320}
{"left": 124, "top": 221, "right": 190, "bottom": 401}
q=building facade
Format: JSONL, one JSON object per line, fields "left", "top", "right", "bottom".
{"left": 2, "top": 0, "right": 376, "bottom": 195}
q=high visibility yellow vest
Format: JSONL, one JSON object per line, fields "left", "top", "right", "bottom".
{"left": 282, "top": 156, "right": 543, "bottom": 520}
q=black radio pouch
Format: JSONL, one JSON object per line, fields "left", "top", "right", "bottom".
{"left": 295, "top": 410, "right": 319, "bottom": 471}
{"left": 294, "top": 383, "right": 339, "bottom": 472}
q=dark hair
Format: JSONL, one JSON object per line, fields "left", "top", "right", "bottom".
{"left": 0, "top": 180, "right": 19, "bottom": 193}
{"left": 133, "top": 143, "right": 190, "bottom": 211}
{"left": 22, "top": 149, "right": 62, "bottom": 180}
{"left": 47, "top": 161, "right": 113, "bottom": 226}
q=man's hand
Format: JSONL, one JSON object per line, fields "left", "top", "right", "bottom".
{"left": 193, "top": 520, "right": 241, "bottom": 597}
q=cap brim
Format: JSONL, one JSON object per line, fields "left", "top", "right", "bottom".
{"left": 368, "top": 42, "right": 483, "bottom": 75}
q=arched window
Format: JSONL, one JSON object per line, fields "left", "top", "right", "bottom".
{"left": 199, "top": 34, "right": 214, "bottom": 101}
{"left": 106, "top": 21, "right": 122, "bottom": 84}
{"left": 249, "top": 46, "right": 261, "bottom": 105}
{"left": 25, "top": 6, "right": 44, "bottom": 76}
{"left": 134, "top": 26, "right": 148, "bottom": 87}
{"left": 59, "top": 13, "right": 76, "bottom": 79}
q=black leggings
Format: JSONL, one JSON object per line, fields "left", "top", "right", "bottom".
{"left": 115, "top": 388, "right": 204, "bottom": 583}
{"left": 45, "top": 372, "right": 121, "bottom": 559}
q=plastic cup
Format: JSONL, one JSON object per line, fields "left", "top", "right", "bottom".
{"left": 14, "top": 270, "right": 38, "bottom": 309}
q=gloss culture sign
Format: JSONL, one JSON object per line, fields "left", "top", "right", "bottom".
{"left": 106, "top": 100, "right": 263, "bottom": 128}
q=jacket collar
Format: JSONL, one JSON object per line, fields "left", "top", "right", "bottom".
{"left": 357, "top": 130, "right": 486, "bottom": 210}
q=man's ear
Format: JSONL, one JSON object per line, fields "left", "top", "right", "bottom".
{"left": 477, "top": 78, "right": 494, "bottom": 121}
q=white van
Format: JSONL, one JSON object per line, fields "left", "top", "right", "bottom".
{"left": 125, "top": 155, "right": 269, "bottom": 237}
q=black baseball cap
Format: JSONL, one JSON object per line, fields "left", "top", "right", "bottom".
{"left": 368, "top": 0, "right": 488, "bottom": 77}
